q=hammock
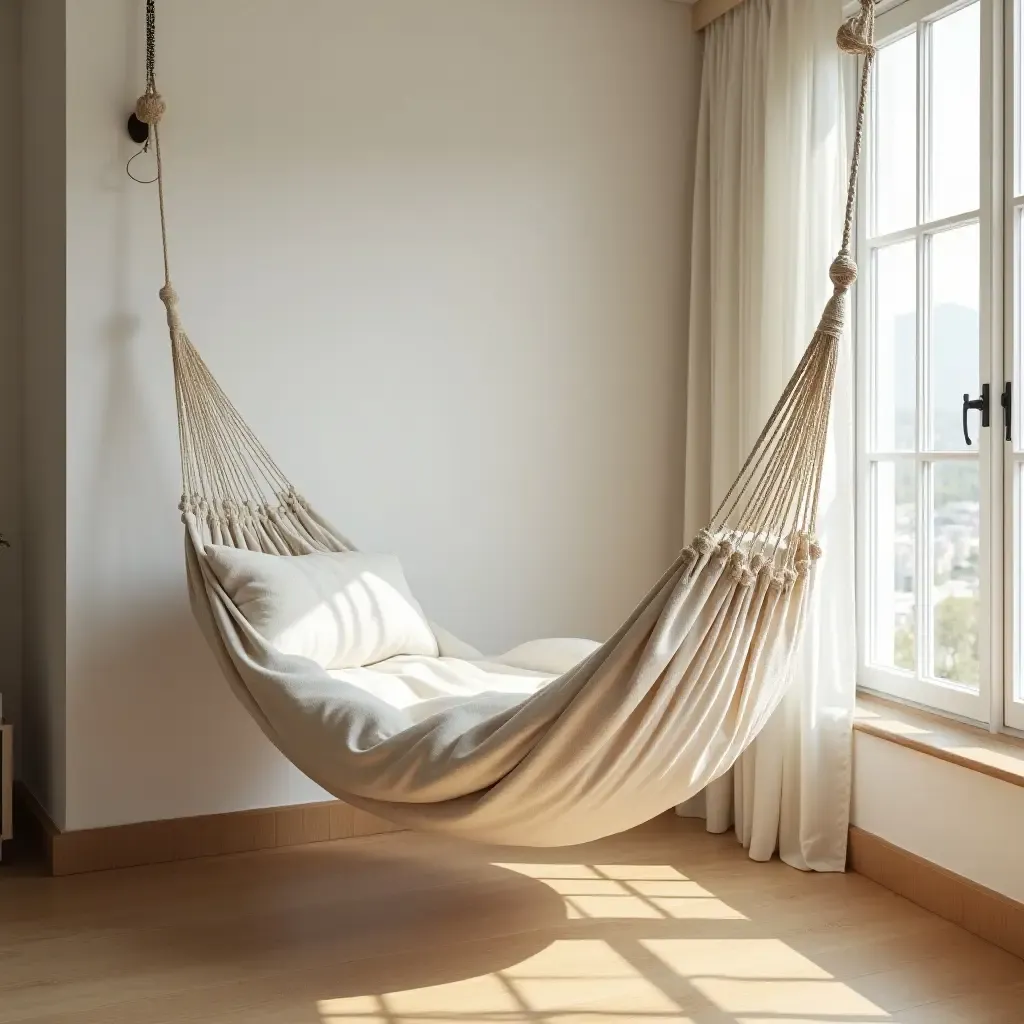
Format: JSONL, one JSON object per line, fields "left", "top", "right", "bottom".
{"left": 134, "top": 1, "right": 876, "bottom": 847}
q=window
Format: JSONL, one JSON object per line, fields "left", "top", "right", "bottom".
{"left": 856, "top": 0, "right": 1024, "bottom": 730}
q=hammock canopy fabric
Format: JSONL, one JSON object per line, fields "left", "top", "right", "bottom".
{"left": 137, "top": 0, "right": 876, "bottom": 846}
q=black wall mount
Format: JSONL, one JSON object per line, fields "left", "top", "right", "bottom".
{"left": 127, "top": 112, "right": 149, "bottom": 145}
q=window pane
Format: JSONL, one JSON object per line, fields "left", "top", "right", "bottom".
{"left": 929, "top": 224, "right": 980, "bottom": 451}
{"left": 929, "top": 3, "right": 980, "bottom": 220}
{"left": 875, "top": 32, "right": 918, "bottom": 236}
{"left": 871, "top": 460, "right": 917, "bottom": 672}
{"left": 874, "top": 241, "right": 917, "bottom": 451}
{"left": 930, "top": 461, "right": 980, "bottom": 688}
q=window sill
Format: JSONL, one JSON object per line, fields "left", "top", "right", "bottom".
{"left": 854, "top": 695, "right": 1024, "bottom": 790}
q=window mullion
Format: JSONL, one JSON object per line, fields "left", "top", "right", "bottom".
{"left": 866, "top": 209, "right": 984, "bottom": 248}
{"left": 976, "top": 0, "right": 1005, "bottom": 728}
{"left": 919, "top": 21, "right": 932, "bottom": 226}
{"left": 917, "top": 24, "right": 932, "bottom": 681}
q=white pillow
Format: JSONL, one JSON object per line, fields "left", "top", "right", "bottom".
{"left": 204, "top": 546, "right": 438, "bottom": 669}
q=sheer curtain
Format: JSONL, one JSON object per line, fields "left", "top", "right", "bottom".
{"left": 681, "top": 0, "right": 855, "bottom": 872}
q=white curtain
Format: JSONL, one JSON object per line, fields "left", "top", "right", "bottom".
{"left": 681, "top": 0, "right": 855, "bottom": 872}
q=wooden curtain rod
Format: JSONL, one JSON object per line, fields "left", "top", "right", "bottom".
{"left": 693, "top": 0, "right": 884, "bottom": 31}
{"left": 691, "top": 0, "right": 745, "bottom": 31}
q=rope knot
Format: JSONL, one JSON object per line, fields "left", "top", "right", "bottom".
{"left": 836, "top": 3, "right": 876, "bottom": 57}
{"left": 159, "top": 284, "right": 181, "bottom": 331}
{"left": 693, "top": 529, "right": 716, "bottom": 557}
{"left": 726, "top": 551, "right": 751, "bottom": 585}
{"left": 829, "top": 252, "right": 858, "bottom": 291}
{"left": 135, "top": 89, "right": 166, "bottom": 126}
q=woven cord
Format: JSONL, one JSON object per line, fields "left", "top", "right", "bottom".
{"left": 133, "top": 2, "right": 298, "bottom": 527}
{"left": 694, "top": 0, "right": 876, "bottom": 588}
{"left": 133, "top": 0, "right": 876, "bottom": 575}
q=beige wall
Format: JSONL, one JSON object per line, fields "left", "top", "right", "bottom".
{"left": 852, "top": 733, "right": 1024, "bottom": 903}
{"left": 20, "top": 0, "right": 68, "bottom": 828}
{"left": 49, "top": 0, "right": 701, "bottom": 830}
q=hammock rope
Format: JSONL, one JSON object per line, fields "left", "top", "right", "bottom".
{"left": 135, "top": 0, "right": 876, "bottom": 585}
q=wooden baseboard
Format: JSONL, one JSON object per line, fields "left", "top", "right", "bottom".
{"left": 14, "top": 782, "right": 402, "bottom": 876}
{"left": 849, "top": 826, "right": 1024, "bottom": 961}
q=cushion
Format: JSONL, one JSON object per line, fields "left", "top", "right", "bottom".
{"left": 203, "top": 546, "right": 438, "bottom": 669}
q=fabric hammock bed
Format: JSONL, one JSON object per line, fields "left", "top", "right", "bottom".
{"left": 132, "top": 0, "right": 876, "bottom": 847}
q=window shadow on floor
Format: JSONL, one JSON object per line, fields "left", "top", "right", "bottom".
{"left": 7, "top": 815, "right": 1024, "bottom": 1023}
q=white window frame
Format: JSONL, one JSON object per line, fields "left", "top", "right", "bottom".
{"left": 855, "top": 0, "right": 1006, "bottom": 727}
{"left": 1004, "top": 0, "right": 1024, "bottom": 731}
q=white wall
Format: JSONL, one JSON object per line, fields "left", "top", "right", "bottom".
{"left": 852, "top": 732, "right": 1024, "bottom": 903}
{"left": 0, "top": 1, "right": 21, "bottom": 737}
{"left": 20, "top": 0, "right": 67, "bottom": 829}
{"left": 58, "top": 0, "right": 701, "bottom": 830}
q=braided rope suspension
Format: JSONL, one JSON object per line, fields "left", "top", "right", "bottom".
{"left": 683, "top": 0, "right": 877, "bottom": 590}
{"left": 134, "top": 1, "right": 305, "bottom": 537}
{"left": 134, "top": 0, "right": 877, "bottom": 574}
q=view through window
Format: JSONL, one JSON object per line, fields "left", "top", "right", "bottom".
{"left": 857, "top": 0, "right": 1024, "bottom": 730}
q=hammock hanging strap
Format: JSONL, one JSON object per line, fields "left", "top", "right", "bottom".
{"left": 133, "top": 0, "right": 877, "bottom": 576}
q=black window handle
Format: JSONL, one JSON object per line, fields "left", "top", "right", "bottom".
{"left": 962, "top": 383, "right": 990, "bottom": 446}
{"left": 1002, "top": 382, "right": 1012, "bottom": 442}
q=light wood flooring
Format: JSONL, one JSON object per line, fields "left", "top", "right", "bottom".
{"left": 2, "top": 815, "right": 1023, "bottom": 1024}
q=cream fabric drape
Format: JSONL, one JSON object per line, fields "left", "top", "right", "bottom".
{"left": 185, "top": 507, "right": 813, "bottom": 846}
{"left": 682, "top": 0, "right": 855, "bottom": 871}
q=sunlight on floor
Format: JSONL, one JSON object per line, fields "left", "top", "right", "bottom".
{"left": 498, "top": 861, "right": 748, "bottom": 921}
{"left": 644, "top": 939, "right": 893, "bottom": 1020}
{"left": 316, "top": 859, "right": 895, "bottom": 1024}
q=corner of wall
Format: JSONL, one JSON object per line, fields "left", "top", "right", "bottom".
{"left": 19, "top": 0, "right": 67, "bottom": 830}
{"left": 0, "top": 1, "right": 24, "bottom": 749}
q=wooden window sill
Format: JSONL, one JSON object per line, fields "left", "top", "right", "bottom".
{"left": 854, "top": 695, "right": 1024, "bottom": 790}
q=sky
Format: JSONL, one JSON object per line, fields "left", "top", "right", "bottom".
{"left": 871, "top": 1, "right": 982, "bottom": 453}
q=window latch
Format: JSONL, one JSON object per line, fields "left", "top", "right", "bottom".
{"left": 1001, "top": 382, "right": 1012, "bottom": 442}
{"left": 961, "top": 383, "right": 990, "bottom": 447}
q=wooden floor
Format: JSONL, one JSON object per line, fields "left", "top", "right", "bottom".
{"left": 2, "top": 816, "right": 1023, "bottom": 1024}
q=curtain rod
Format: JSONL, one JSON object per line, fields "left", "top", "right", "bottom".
{"left": 692, "top": 0, "right": 743, "bottom": 30}
{"left": 694, "top": 0, "right": 900, "bottom": 31}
